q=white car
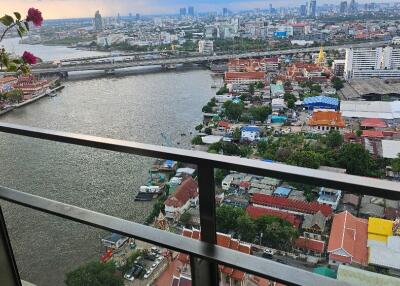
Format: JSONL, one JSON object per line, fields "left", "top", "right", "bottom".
{"left": 144, "top": 270, "right": 152, "bottom": 279}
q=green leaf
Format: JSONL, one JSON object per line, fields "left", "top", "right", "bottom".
{"left": 7, "top": 62, "right": 17, "bottom": 72}
{"left": 24, "top": 22, "right": 30, "bottom": 31}
{"left": 20, "top": 64, "right": 30, "bottom": 75}
{"left": 12, "top": 58, "right": 22, "bottom": 64}
{"left": 0, "top": 15, "right": 15, "bottom": 26}
{"left": 17, "top": 29, "right": 22, "bottom": 38}
{"left": 14, "top": 12, "right": 21, "bottom": 21}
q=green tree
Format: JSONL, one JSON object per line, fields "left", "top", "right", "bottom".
{"left": 215, "top": 169, "right": 230, "bottom": 186}
{"left": 237, "top": 214, "right": 257, "bottom": 242}
{"left": 216, "top": 85, "right": 229, "bottom": 95}
{"left": 208, "top": 141, "right": 222, "bottom": 153}
{"left": 326, "top": 130, "right": 343, "bottom": 148}
{"left": 204, "top": 127, "right": 212, "bottom": 135}
{"left": 239, "top": 145, "right": 253, "bottom": 158}
{"left": 288, "top": 150, "right": 323, "bottom": 169}
{"left": 180, "top": 212, "right": 192, "bottom": 226}
{"left": 311, "top": 84, "right": 322, "bottom": 93}
{"left": 249, "top": 105, "right": 271, "bottom": 122}
{"left": 257, "top": 140, "right": 269, "bottom": 156}
{"left": 65, "top": 261, "right": 123, "bottom": 286}
{"left": 331, "top": 77, "right": 344, "bottom": 90}
{"left": 392, "top": 154, "right": 400, "bottom": 172}
{"left": 216, "top": 205, "right": 245, "bottom": 233}
{"left": 223, "top": 101, "right": 244, "bottom": 121}
{"left": 232, "top": 127, "right": 241, "bottom": 141}
{"left": 338, "top": 143, "right": 371, "bottom": 176}
{"left": 287, "top": 98, "right": 295, "bottom": 109}
{"left": 191, "top": 135, "right": 203, "bottom": 145}
{"left": 248, "top": 83, "right": 255, "bottom": 95}
{"left": 221, "top": 142, "right": 241, "bottom": 156}
{"left": 195, "top": 124, "right": 203, "bottom": 131}
{"left": 255, "top": 81, "right": 265, "bottom": 89}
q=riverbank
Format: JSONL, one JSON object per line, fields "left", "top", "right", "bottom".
{"left": 0, "top": 85, "right": 65, "bottom": 117}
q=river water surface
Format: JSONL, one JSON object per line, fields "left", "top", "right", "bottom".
{"left": 0, "top": 41, "right": 214, "bottom": 286}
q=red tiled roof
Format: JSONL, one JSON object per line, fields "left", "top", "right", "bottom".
{"left": 246, "top": 205, "right": 301, "bottom": 228}
{"left": 308, "top": 111, "right": 345, "bottom": 128}
{"left": 164, "top": 177, "right": 198, "bottom": 208}
{"left": 362, "top": 130, "right": 384, "bottom": 138}
{"left": 294, "top": 237, "right": 325, "bottom": 253}
{"left": 179, "top": 229, "right": 250, "bottom": 281}
{"left": 218, "top": 121, "right": 230, "bottom": 129}
{"left": 225, "top": 72, "right": 265, "bottom": 80}
{"left": 327, "top": 211, "right": 368, "bottom": 266}
{"left": 251, "top": 193, "right": 333, "bottom": 217}
{"left": 360, "top": 118, "right": 387, "bottom": 128}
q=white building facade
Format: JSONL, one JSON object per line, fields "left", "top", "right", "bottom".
{"left": 345, "top": 46, "right": 400, "bottom": 79}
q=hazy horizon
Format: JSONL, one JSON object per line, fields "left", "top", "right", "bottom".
{"left": 1, "top": 0, "right": 395, "bottom": 20}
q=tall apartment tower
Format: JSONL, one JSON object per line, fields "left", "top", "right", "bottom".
{"left": 344, "top": 47, "right": 400, "bottom": 79}
{"left": 307, "top": 0, "right": 317, "bottom": 17}
{"left": 179, "top": 8, "right": 187, "bottom": 16}
{"left": 94, "top": 10, "right": 103, "bottom": 32}
{"left": 188, "top": 6, "right": 195, "bottom": 17}
{"left": 340, "top": 1, "right": 348, "bottom": 14}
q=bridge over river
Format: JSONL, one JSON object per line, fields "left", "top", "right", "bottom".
{"left": 1, "top": 41, "right": 388, "bottom": 76}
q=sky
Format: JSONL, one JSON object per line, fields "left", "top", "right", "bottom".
{"left": 0, "top": 0, "right": 386, "bottom": 19}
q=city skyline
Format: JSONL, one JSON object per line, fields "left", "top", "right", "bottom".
{"left": 1, "top": 0, "right": 394, "bottom": 19}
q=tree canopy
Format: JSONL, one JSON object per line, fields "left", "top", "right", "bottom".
{"left": 223, "top": 100, "right": 244, "bottom": 121}
{"left": 65, "top": 261, "right": 123, "bottom": 286}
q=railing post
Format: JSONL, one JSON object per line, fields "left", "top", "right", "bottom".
{"left": 0, "top": 205, "right": 22, "bottom": 286}
{"left": 191, "top": 163, "right": 218, "bottom": 286}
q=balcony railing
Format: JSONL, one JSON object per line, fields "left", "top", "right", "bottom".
{"left": 0, "top": 122, "right": 399, "bottom": 286}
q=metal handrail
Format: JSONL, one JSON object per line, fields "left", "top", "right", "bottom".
{"left": 0, "top": 186, "right": 344, "bottom": 286}
{"left": 0, "top": 122, "right": 399, "bottom": 198}
{"left": 0, "top": 122, "right": 398, "bottom": 286}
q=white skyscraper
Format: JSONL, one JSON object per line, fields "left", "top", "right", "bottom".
{"left": 344, "top": 46, "right": 400, "bottom": 79}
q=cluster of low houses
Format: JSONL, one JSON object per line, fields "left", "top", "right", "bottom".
{"left": 158, "top": 162, "right": 400, "bottom": 285}
{"left": 202, "top": 54, "right": 400, "bottom": 176}
{"left": 0, "top": 75, "right": 49, "bottom": 109}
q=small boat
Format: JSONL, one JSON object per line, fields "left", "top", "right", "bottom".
{"left": 139, "top": 185, "right": 162, "bottom": 194}
{"left": 211, "top": 84, "right": 217, "bottom": 88}
{"left": 180, "top": 133, "right": 186, "bottom": 136}
{"left": 49, "top": 92, "right": 57, "bottom": 97}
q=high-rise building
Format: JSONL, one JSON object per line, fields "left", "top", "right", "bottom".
{"left": 269, "top": 4, "right": 273, "bottom": 13}
{"left": 117, "top": 13, "right": 121, "bottom": 24}
{"left": 198, "top": 40, "right": 214, "bottom": 54}
{"left": 223, "top": 8, "right": 228, "bottom": 17}
{"left": 340, "top": 1, "right": 348, "bottom": 13}
{"left": 344, "top": 46, "right": 400, "bottom": 79}
{"left": 188, "top": 6, "right": 194, "bottom": 16}
{"left": 348, "top": 0, "right": 357, "bottom": 13}
{"left": 307, "top": 0, "right": 317, "bottom": 17}
{"left": 300, "top": 4, "right": 307, "bottom": 16}
{"left": 129, "top": 12, "right": 132, "bottom": 18}
{"left": 94, "top": 10, "right": 103, "bottom": 32}
{"left": 136, "top": 13, "right": 140, "bottom": 20}
{"left": 179, "top": 8, "right": 187, "bottom": 16}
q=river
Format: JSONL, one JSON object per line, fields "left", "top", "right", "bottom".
{"left": 0, "top": 40, "right": 215, "bottom": 286}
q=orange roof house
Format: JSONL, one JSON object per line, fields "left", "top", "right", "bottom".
{"left": 178, "top": 228, "right": 251, "bottom": 284}
{"left": 308, "top": 111, "right": 345, "bottom": 131}
{"left": 327, "top": 211, "right": 368, "bottom": 266}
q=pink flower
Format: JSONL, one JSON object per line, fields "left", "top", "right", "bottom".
{"left": 22, "top": 51, "right": 37, "bottom": 65}
{"left": 26, "top": 8, "right": 43, "bottom": 27}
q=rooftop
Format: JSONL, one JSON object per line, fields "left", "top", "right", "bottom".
{"left": 308, "top": 111, "right": 345, "bottom": 128}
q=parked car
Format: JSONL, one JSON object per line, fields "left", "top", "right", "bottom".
{"left": 144, "top": 270, "right": 152, "bottom": 279}
{"left": 124, "top": 267, "right": 136, "bottom": 281}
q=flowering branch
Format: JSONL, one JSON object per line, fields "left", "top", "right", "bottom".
{"left": 0, "top": 8, "right": 43, "bottom": 74}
